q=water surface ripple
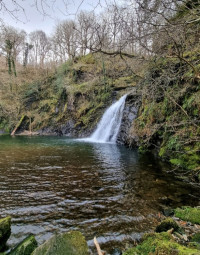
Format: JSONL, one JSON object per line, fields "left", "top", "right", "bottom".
{"left": 0, "top": 136, "right": 199, "bottom": 253}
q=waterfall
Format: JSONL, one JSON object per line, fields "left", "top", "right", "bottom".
{"left": 83, "top": 94, "right": 127, "bottom": 143}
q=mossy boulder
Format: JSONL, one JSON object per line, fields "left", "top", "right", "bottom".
{"left": 0, "top": 217, "right": 11, "bottom": 251}
{"left": 175, "top": 207, "right": 200, "bottom": 224}
{"left": 8, "top": 235, "right": 37, "bottom": 255}
{"left": 31, "top": 231, "right": 89, "bottom": 255}
{"left": 155, "top": 217, "right": 179, "bottom": 233}
{"left": 123, "top": 232, "right": 200, "bottom": 255}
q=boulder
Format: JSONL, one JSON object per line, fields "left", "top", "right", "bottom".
{"left": 8, "top": 235, "right": 37, "bottom": 255}
{"left": 32, "top": 231, "right": 89, "bottom": 255}
{"left": 0, "top": 217, "right": 11, "bottom": 251}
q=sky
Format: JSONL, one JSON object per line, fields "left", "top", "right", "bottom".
{"left": 0, "top": 0, "right": 109, "bottom": 35}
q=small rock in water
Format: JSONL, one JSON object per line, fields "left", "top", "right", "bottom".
{"left": 110, "top": 248, "right": 122, "bottom": 255}
{"left": 163, "top": 208, "right": 174, "bottom": 217}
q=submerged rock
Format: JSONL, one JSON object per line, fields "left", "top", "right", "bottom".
{"left": 111, "top": 248, "right": 122, "bottom": 255}
{"left": 0, "top": 217, "right": 11, "bottom": 251}
{"left": 32, "top": 231, "right": 89, "bottom": 255}
{"left": 8, "top": 235, "right": 37, "bottom": 255}
{"left": 163, "top": 208, "right": 174, "bottom": 217}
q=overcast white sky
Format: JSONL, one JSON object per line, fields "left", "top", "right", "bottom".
{"left": 1, "top": 0, "right": 108, "bottom": 35}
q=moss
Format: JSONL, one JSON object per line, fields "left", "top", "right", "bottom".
{"left": 114, "top": 76, "right": 136, "bottom": 88}
{"left": 79, "top": 54, "right": 96, "bottom": 64}
{"left": 123, "top": 232, "right": 199, "bottom": 255}
{"left": 175, "top": 207, "right": 200, "bottom": 224}
{"left": 191, "top": 233, "right": 200, "bottom": 244}
{"left": 0, "top": 118, "right": 10, "bottom": 133}
{"left": 8, "top": 234, "right": 37, "bottom": 255}
{"left": 159, "top": 146, "right": 167, "bottom": 157}
{"left": 32, "top": 231, "right": 89, "bottom": 255}
{"left": 57, "top": 60, "right": 73, "bottom": 76}
{"left": 0, "top": 216, "right": 11, "bottom": 252}
{"left": 188, "top": 242, "right": 200, "bottom": 251}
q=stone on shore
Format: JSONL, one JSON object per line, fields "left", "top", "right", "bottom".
{"left": 8, "top": 234, "right": 37, "bottom": 255}
{"left": 0, "top": 217, "right": 11, "bottom": 251}
{"left": 32, "top": 231, "right": 89, "bottom": 255}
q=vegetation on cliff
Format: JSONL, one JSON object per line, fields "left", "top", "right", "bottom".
{"left": 128, "top": 3, "right": 200, "bottom": 178}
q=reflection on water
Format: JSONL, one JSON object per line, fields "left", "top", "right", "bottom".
{"left": 93, "top": 143, "right": 124, "bottom": 168}
{"left": 0, "top": 136, "right": 199, "bottom": 253}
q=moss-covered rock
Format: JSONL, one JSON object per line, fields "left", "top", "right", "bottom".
{"left": 123, "top": 232, "right": 200, "bottom": 255}
{"left": 188, "top": 242, "right": 200, "bottom": 251}
{"left": 31, "top": 231, "right": 89, "bottom": 255}
{"left": 191, "top": 233, "right": 200, "bottom": 244}
{"left": 8, "top": 235, "right": 37, "bottom": 255}
{"left": 175, "top": 207, "right": 200, "bottom": 224}
{"left": 0, "top": 217, "right": 11, "bottom": 251}
{"left": 155, "top": 217, "right": 179, "bottom": 233}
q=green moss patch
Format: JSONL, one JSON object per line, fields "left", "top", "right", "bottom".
{"left": 191, "top": 233, "right": 200, "bottom": 244}
{"left": 123, "top": 232, "right": 199, "bottom": 255}
{"left": 32, "top": 231, "right": 89, "bottom": 255}
{"left": 8, "top": 234, "right": 37, "bottom": 255}
{"left": 175, "top": 207, "right": 200, "bottom": 224}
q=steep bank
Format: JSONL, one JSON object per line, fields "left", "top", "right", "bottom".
{"left": 128, "top": 55, "right": 200, "bottom": 179}
{"left": 125, "top": 5, "right": 200, "bottom": 179}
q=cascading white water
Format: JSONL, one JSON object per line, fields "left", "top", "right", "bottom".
{"left": 83, "top": 94, "right": 127, "bottom": 143}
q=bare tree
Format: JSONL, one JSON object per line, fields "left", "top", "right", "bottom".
{"left": 23, "top": 43, "right": 33, "bottom": 67}
{"left": 29, "top": 30, "right": 50, "bottom": 67}
{"left": 0, "top": 25, "right": 26, "bottom": 75}
{"left": 76, "top": 11, "right": 96, "bottom": 56}
{"left": 52, "top": 20, "right": 78, "bottom": 61}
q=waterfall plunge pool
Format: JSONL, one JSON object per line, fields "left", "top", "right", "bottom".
{"left": 0, "top": 135, "right": 199, "bottom": 253}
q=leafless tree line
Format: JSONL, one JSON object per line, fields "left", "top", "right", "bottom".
{"left": 0, "top": 0, "right": 199, "bottom": 70}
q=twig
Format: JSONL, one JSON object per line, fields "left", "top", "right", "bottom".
{"left": 94, "top": 237, "right": 104, "bottom": 255}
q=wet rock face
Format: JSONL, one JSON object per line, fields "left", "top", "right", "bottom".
{"left": 117, "top": 93, "right": 141, "bottom": 145}
{"left": 61, "top": 120, "right": 75, "bottom": 136}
